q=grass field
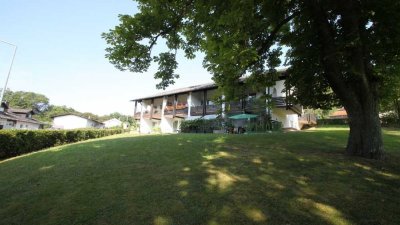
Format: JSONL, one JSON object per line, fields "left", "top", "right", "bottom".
{"left": 0, "top": 127, "right": 399, "bottom": 225}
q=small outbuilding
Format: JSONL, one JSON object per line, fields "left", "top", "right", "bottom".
{"left": 52, "top": 114, "right": 104, "bottom": 129}
{"left": 103, "top": 118, "right": 129, "bottom": 129}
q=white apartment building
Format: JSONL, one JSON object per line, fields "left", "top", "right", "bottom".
{"left": 132, "top": 73, "right": 308, "bottom": 134}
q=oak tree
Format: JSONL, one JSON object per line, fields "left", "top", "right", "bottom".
{"left": 103, "top": 0, "right": 400, "bottom": 159}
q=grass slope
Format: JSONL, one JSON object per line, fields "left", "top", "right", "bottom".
{"left": 0, "top": 127, "right": 399, "bottom": 225}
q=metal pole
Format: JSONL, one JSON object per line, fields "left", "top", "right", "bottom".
{"left": 0, "top": 40, "right": 17, "bottom": 104}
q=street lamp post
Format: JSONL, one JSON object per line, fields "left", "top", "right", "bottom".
{"left": 0, "top": 40, "right": 17, "bottom": 104}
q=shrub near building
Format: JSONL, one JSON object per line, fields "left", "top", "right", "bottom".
{"left": 0, "top": 129, "right": 125, "bottom": 159}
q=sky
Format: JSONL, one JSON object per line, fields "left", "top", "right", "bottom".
{"left": 0, "top": 0, "right": 213, "bottom": 116}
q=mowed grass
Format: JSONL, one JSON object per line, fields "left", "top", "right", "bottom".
{"left": 0, "top": 127, "right": 399, "bottom": 225}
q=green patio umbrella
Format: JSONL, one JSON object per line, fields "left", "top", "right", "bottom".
{"left": 229, "top": 113, "right": 258, "bottom": 120}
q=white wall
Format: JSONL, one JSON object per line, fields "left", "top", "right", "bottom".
{"left": 15, "top": 121, "right": 41, "bottom": 130}
{"left": 0, "top": 119, "right": 15, "bottom": 129}
{"left": 272, "top": 80, "right": 286, "bottom": 97}
{"left": 104, "top": 118, "right": 122, "bottom": 128}
{"left": 53, "top": 115, "right": 102, "bottom": 129}
{"left": 160, "top": 117, "right": 173, "bottom": 133}
{"left": 271, "top": 108, "right": 300, "bottom": 130}
{"left": 0, "top": 118, "right": 40, "bottom": 130}
{"left": 140, "top": 118, "right": 152, "bottom": 133}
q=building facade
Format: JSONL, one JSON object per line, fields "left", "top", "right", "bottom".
{"left": 52, "top": 114, "right": 104, "bottom": 129}
{"left": 132, "top": 75, "right": 306, "bottom": 134}
{"left": 103, "top": 118, "right": 129, "bottom": 129}
{"left": 0, "top": 103, "right": 44, "bottom": 130}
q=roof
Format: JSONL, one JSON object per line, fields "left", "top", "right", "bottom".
{"left": 9, "top": 108, "right": 33, "bottom": 114}
{"left": 103, "top": 118, "right": 122, "bottom": 123}
{"left": 330, "top": 108, "right": 348, "bottom": 118}
{"left": 131, "top": 82, "right": 217, "bottom": 101}
{"left": 0, "top": 111, "right": 44, "bottom": 125}
{"left": 51, "top": 113, "right": 104, "bottom": 124}
{"left": 130, "top": 68, "right": 289, "bottom": 102}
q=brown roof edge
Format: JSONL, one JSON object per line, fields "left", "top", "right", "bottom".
{"left": 130, "top": 68, "right": 289, "bottom": 102}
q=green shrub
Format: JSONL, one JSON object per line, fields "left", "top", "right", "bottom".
{"left": 317, "top": 118, "right": 348, "bottom": 125}
{"left": 0, "top": 128, "right": 125, "bottom": 160}
{"left": 381, "top": 112, "right": 400, "bottom": 128}
{"left": 180, "top": 119, "right": 222, "bottom": 133}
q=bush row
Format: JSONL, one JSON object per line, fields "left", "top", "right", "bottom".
{"left": 0, "top": 129, "right": 126, "bottom": 159}
{"left": 381, "top": 112, "right": 400, "bottom": 128}
{"left": 180, "top": 119, "right": 282, "bottom": 133}
{"left": 317, "top": 118, "right": 348, "bottom": 125}
{"left": 180, "top": 119, "right": 221, "bottom": 133}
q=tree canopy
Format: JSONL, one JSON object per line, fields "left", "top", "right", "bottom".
{"left": 3, "top": 90, "right": 134, "bottom": 125}
{"left": 3, "top": 89, "right": 50, "bottom": 113}
{"left": 103, "top": 0, "right": 400, "bottom": 159}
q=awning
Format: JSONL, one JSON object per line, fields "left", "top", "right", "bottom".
{"left": 229, "top": 113, "right": 258, "bottom": 120}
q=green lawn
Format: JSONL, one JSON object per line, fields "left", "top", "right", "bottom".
{"left": 1, "top": 127, "right": 399, "bottom": 225}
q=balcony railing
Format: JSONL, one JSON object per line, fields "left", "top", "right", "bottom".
{"left": 206, "top": 104, "right": 221, "bottom": 115}
{"left": 142, "top": 110, "right": 151, "bottom": 119}
{"left": 164, "top": 105, "right": 174, "bottom": 116}
{"left": 152, "top": 109, "right": 162, "bottom": 120}
{"left": 134, "top": 112, "right": 141, "bottom": 120}
{"left": 175, "top": 107, "right": 188, "bottom": 117}
{"left": 164, "top": 104, "right": 189, "bottom": 117}
{"left": 190, "top": 106, "right": 203, "bottom": 116}
{"left": 226, "top": 101, "right": 243, "bottom": 113}
{"left": 299, "top": 114, "right": 317, "bottom": 125}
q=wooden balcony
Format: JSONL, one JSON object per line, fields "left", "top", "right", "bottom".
{"left": 244, "top": 101, "right": 266, "bottom": 113}
{"left": 190, "top": 106, "right": 203, "bottom": 116}
{"left": 152, "top": 109, "right": 162, "bottom": 120}
{"left": 206, "top": 105, "right": 221, "bottom": 115}
{"left": 163, "top": 104, "right": 188, "bottom": 118}
{"left": 226, "top": 102, "right": 243, "bottom": 114}
{"left": 272, "top": 97, "right": 302, "bottom": 115}
{"left": 133, "top": 112, "right": 141, "bottom": 120}
{"left": 142, "top": 111, "right": 151, "bottom": 119}
{"left": 175, "top": 107, "right": 188, "bottom": 118}
{"left": 272, "top": 97, "right": 286, "bottom": 108}
{"left": 299, "top": 113, "right": 317, "bottom": 126}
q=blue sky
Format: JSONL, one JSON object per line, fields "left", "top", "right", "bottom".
{"left": 0, "top": 0, "right": 212, "bottom": 115}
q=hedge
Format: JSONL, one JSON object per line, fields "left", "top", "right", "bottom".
{"left": 180, "top": 119, "right": 222, "bottom": 133}
{"left": 180, "top": 119, "right": 282, "bottom": 133}
{"left": 0, "top": 128, "right": 126, "bottom": 159}
{"left": 317, "top": 118, "right": 348, "bottom": 125}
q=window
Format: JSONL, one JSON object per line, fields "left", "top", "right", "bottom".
{"left": 0, "top": 125, "right": 3, "bottom": 130}
{"left": 20, "top": 125, "right": 23, "bottom": 128}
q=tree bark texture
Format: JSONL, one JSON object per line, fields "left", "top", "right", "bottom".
{"left": 308, "top": 0, "right": 385, "bottom": 159}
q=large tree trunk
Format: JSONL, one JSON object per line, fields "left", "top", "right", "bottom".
{"left": 308, "top": 0, "right": 385, "bottom": 159}
{"left": 345, "top": 95, "right": 384, "bottom": 159}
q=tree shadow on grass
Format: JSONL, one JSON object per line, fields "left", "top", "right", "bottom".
{"left": 0, "top": 132, "right": 399, "bottom": 225}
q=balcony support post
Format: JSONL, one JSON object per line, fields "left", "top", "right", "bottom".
{"left": 150, "top": 99, "right": 154, "bottom": 119}
{"left": 188, "top": 92, "right": 192, "bottom": 117}
{"left": 134, "top": 101, "right": 137, "bottom": 116}
{"left": 173, "top": 94, "right": 177, "bottom": 118}
{"left": 202, "top": 90, "right": 207, "bottom": 116}
{"left": 162, "top": 96, "right": 167, "bottom": 118}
